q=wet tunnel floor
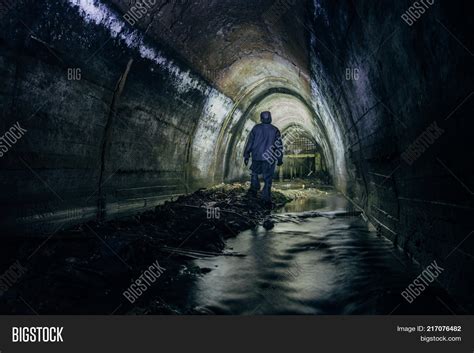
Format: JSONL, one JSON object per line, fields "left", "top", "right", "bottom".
{"left": 0, "top": 185, "right": 461, "bottom": 315}
{"left": 182, "top": 192, "right": 458, "bottom": 315}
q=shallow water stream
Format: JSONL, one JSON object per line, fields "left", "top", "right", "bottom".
{"left": 186, "top": 191, "right": 455, "bottom": 314}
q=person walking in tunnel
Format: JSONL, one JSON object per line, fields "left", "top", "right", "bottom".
{"left": 244, "top": 111, "right": 283, "bottom": 207}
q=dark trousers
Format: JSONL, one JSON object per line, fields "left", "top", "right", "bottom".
{"left": 250, "top": 161, "right": 276, "bottom": 202}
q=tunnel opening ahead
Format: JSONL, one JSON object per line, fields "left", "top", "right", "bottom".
{"left": 277, "top": 125, "right": 329, "bottom": 183}
{"left": 214, "top": 88, "right": 340, "bottom": 188}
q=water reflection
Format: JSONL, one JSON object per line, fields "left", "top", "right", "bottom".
{"left": 189, "top": 192, "right": 456, "bottom": 315}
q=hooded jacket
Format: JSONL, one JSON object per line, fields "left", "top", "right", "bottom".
{"left": 244, "top": 111, "right": 283, "bottom": 164}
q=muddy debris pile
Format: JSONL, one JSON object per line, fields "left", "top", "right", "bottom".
{"left": 73, "top": 183, "right": 290, "bottom": 254}
{"left": 147, "top": 183, "right": 291, "bottom": 251}
{"left": 0, "top": 184, "right": 291, "bottom": 314}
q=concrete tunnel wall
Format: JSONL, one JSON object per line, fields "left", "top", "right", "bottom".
{"left": 0, "top": 0, "right": 237, "bottom": 232}
{"left": 308, "top": 0, "right": 473, "bottom": 309}
{"left": 0, "top": 0, "right": 472, "bottom": 309}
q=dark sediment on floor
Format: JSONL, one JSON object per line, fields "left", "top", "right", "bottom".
{"left": 0, "top": 184, "right": 291, "bottom": 314}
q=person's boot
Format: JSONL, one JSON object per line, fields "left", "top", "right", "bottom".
{"left": 247, "top": 189, "right": 258, "bottom": 197}
{"left": 262, "top": 199, "right": 273, "bottom": 209}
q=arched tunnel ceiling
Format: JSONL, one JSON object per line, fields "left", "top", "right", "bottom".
{"left": 53, "top": 0, "right": 346, "bottom": 190}
{"left": 221, "top": 91, "right": 335, "bottom": 182}
{"left": 105, "top": 0, "right": 332, "bottom": 187}
{"left": 110, "top": 0, "right": 311, "bottom": 98}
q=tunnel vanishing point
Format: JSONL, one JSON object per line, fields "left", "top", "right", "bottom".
{"left": 0, "top": 1, "right": 472, "bottom": 310}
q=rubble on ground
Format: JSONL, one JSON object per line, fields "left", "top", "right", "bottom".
{"left": 0, "top": 183, "right": 292, "bottom": 314}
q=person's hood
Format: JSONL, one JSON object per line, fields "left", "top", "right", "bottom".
{"left": 260, "top": 111, "right": 272, "bottom": 124}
